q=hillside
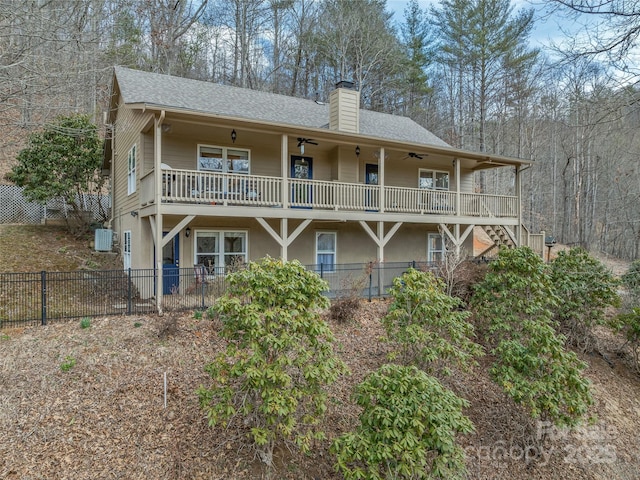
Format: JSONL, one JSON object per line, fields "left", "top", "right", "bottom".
{"left": 1, "top": 224, "right": 639, "bottom": 479}
{"left": 1, "top": 305, "right": 640, "bottom": 479}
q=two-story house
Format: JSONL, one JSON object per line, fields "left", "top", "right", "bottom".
{"left": 104, "top": 66, "right": 542, "bottom": 305}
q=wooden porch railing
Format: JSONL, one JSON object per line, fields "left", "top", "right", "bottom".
{"left": 144, "top": 169, "right": 519, "bottom": 219}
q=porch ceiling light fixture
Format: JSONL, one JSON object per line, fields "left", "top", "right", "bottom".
{"left": 231, "top": 129, "right": 237, "bottom": 143}
{"left": 185, "top": 227, "right": 191, "bottom": 238}
{"left": 130, "top": 211, "right": 138, "bottom": 217}
{"left": 161, "top": 123, "right": 172, "bottom": 133}
{"left": 355, "top": 145, "right": 360, "bottom": 158}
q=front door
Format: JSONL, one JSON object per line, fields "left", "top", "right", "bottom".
{"left": 365, "top": 163, "right": 379, "bottom": 210}
{"left": 291, "top": 155, "right": 313, "bottom": 208}
{"left": 162, "top": 233, "right": 179, "bottom": 295}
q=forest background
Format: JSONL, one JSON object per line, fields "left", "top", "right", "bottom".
{"left": 1, "top": 0, "right": 639, "bottom": 260}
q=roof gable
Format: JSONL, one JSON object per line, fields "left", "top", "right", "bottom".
{"left": 112, "top": 66, "right": 450, "bottom": 148}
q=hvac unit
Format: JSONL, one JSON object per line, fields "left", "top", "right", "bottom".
{"left": 94, "top": 229, "right": 113, "bottom": 252}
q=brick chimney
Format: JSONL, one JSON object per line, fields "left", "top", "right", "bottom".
{"left": 329, "top": 81, "right": 360, "bottom": 133}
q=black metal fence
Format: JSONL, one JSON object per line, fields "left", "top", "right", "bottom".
{"left": 0, "top": 261, "right": 434, "bottom": 329}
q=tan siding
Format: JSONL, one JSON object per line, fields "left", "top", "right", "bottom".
{"left": 460, "top": 169, "right": 474, "bottom": 192}
{"left": 112, "top": 105, "right": 153, "bottom": 249}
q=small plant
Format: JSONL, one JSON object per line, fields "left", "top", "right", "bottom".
{"left": 158, "top": 312, "right": 179, "bottom": 339}
{"left": 60, "top": 355, "right": 76, "bottom": 372}
{"left": 192, "top": 310, "right": 203, "bottom": 320}
{"left": 133, "top": 321, "right": 142, "bottom": 328}
{"left": 0, "top": 333, "right": 9, "bottom": 341}
{"left": 329, "top": 270, "right": 368, "bottom": 323}
{"left": 383, "top": 268, "right": 482, "bottom": 374}
{"left": 80, "top": 317, "right": 91, "bottom": 329}
{"left": 331, "top": 364, "right": 473, "bottom": 480}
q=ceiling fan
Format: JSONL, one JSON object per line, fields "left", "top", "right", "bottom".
{"left": 297, "top": 137, "right": 317, "bottom": 154}
{"left": 406, "top": 152, "right": 427, "bottom": 160}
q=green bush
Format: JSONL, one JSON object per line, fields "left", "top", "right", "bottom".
{"left": 472, "top": 247, "right": 592, "bottom": 428}
{"left": 331, "top": 363, "right": 473, "bottom": 480}
{"left": 383, "top": 268, "right": 482, "bottom": 374}
{"left": 80, "top": 317, "right": 91, "bottom": 329}
{"left": 611, "top": 308, "right": 640, "bottom": 371}
{"left": 549, "top": 248, "right": 619, "bottom": 352}
{"left": 198, "top": 257, "right": 347, "bottom": 465}
{"left": 622, "top": 260, "right": 640, "bottom": 308}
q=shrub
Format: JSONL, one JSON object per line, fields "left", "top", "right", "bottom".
{"left": 622, "top": 260, "right": 640, "bottom": 308}
{"left": 611, "top": 308, "right": 640, "bottom": 372}
{"left": 472, "top": 247, "right": 592, "bottom": 429}
{"left": 549, "top": 248, "right": 620, "bottom": 352}
{"left": 383, "top": 268, "right": 482, "bottom": 374}
{"left": 80, "top": 317, "right": 91, "bottom": 329}
{"left": 198, "top": 257, "right": 347, "bottom": 465}
{"left": 331, "top": 363, "right": 473, "bottom": 480}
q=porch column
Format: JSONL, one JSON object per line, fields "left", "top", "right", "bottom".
{"left": 379, "top": 147, "right": 385, "bottom": 213}
{"left": 455, "top": 157, "right": 461, "bottom": 216}
{"left": 281, "top": 134, "right": 289, "bottom": 208}
{"left": 515, "top": 165, "right": 522, "bottom": 246}
{"left": 155, "top": 113, "right": 165, "bottom": 313}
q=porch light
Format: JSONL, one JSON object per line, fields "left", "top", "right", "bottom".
{"left": 355, "top": 146, "right": 360, "bottom": 158}
{"left": 185, "top": 227, "right": 191, "bottom": 238}
{"left": 231, "top": 129, "right": 237, "bottom": 143}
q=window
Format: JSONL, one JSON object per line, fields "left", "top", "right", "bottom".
{"left": 123, "top": 231, "right": 132, "bottom": 270}
{"left": 198, "top": 145, "right": 249, "bottom": 174}
{"left": 427, "top": 233, "right": 445, "bottom": 263}
{"left": 127, "top": 145, "right": 137, "bottom": 195}
{"left": 316, "top": 232, "right": 336, "bottom": 272}
{"left": 195, "top": 231, "right": 247, "bottom": 273}
{"left": 419, "top": 169, "right": 449, "bottom": 191}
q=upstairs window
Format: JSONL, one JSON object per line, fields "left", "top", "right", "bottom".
{"left": 419, "top": 169, "right": 449, "bottom": 191}
{"left": 127, "top": 145, "right": 137, "bottom": 195}
{"left": 198, "top": 145, "right": 249, "bottom": 174}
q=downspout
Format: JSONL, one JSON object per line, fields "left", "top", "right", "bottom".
{"left": 155, "top": 111, "right": 165, "bottom": 313}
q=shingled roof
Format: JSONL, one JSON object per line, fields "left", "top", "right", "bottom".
{"left": 112, "top": 66, "right": 450, "bottom": 148}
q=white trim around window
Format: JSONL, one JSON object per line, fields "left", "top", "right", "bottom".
{"left": 123, "top": 230, "right": 132, "bottom": 270}
{"left": 316, "top": 231, "right": 336, "bottom": 272}
{"left": 193, "top": 230, "right": 248, "bottom": 274}
{"left": 419, "top": 168, "right": 449, "bottom": 191}
{"left": 427, "top": 233, "right": 445, "bottom": 263}
{"left": 127, "top": 144, "right": 137, "bottom": 195}
{"left": 197, "top": 144, "right": 250, "bottom": 174}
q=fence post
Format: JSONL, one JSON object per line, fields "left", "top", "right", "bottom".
{"left": 200, "top": 274, "right": 206, "bottom": 310}
{"left": 127, "top": 268, "right": 132, "bottom": 315}
{"left": 41, "top": 271, "right": 47, "bottom": 326}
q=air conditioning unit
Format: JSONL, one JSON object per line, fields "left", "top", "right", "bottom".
{"left": 95, "top": 229, "right": 113, "bottom": 252}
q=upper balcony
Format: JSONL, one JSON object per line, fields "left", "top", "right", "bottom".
{"left": 140, "top": 168, "right": 518, "bottom": 220}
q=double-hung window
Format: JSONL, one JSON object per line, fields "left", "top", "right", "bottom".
{"left": 316, "top": 232, "right": 336, "bottom": 272}
{"left": 194, "top": 230, "right": 247, "bottom": 274}
{"left": 427, "top": 233, "right": 445, "bottom": 263}
{"left": 127, "top": 145, "right": 137, "bottom": 195}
